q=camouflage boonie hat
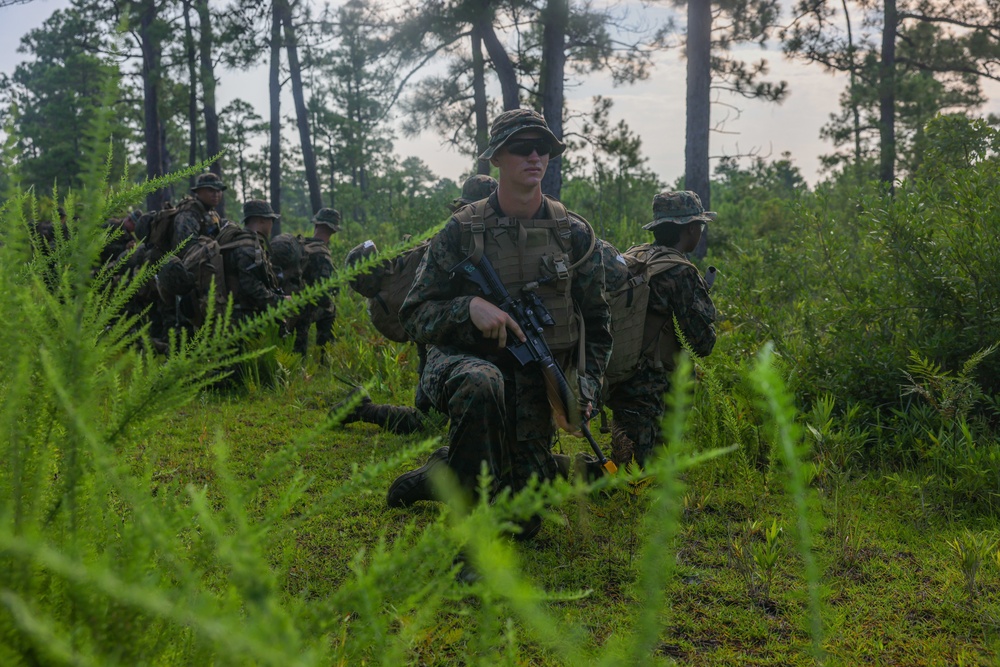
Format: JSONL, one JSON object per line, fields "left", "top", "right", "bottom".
{"left": 241, "top": 199, "right": 280, "bottom": 225}
{"left": 642, "top": 191, "right": 717, "bottom": 230}
{"left": 479, "top": 109, "right": 566, "bottom": 160}
{"left": 345, "top": 240, "right": 383, "bottom": 298}
{"left": 311, "top": 207, "right": 342, "bottom": 231}
{"left": 191, "top": 172, "right": 227, "bottom": 192}
{"left": 450, "top": 174, "right": 498, "bottom": 211}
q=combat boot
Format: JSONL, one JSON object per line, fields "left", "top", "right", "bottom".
{"left": 386, "top": 446, "right": 450, "bottom": 507}
{"left": 610, "top": 421, "right": 636, "bottom": 469}
{"left": 552, "top": 453, "right": 572, "bottom": 479}
{"left": 366, "top": 403, "right": 425, "bottom": 435}
{"left": 574, "top": 452, "right": 608, "bottom": 483}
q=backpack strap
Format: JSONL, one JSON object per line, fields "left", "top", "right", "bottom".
{"left": 216, "top": 226, "right": 258, "bottom": 251}
{"left": 455, "top": 198, "right": 491, "bottom": 265}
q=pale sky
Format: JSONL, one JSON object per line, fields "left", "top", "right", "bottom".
{"left": 4, "top": 0, "right": 1000, "bottom": 187}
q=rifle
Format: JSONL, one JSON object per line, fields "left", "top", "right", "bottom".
{"left": 451, "top": 254, "right": 618, "bottom": 475}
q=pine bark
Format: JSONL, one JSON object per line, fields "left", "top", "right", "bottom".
{"left": 480, "top": 21, "right": 519, "bottom": 110}
{"left": 183, "top": 0, "right": 198, "bottom": 187}
{"left": 281, "top": 0, "right": 324, "bottom": 214}
{"left": 196, "top": 0, "right": 221, "bottom": 184}
{"left": 685, "top": 0, "right": 712, "bottom": 258}
{"left": 879, "top": 0, "right": 897, "bottom": 190}
{"left": 269, "top": 0, "right": 282, "bottom": 227}
{"left": 540, "top": 0, "right": 567, "bottom": 199}
{"left": 471, "top": 27, "right": 490, "bottom": 174}
{"left": 140, "top": 0, "right": 168, "bottom": 210}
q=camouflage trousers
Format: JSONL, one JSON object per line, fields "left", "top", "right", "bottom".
{"left": 293, "top": 304, "right": 336, "bottom": 355}
{"left": 352, "top": 344, "right": 431, "bottom": 434}
{"left": 419, "top": 345, "right": 559, "bottom": 495}
{"left": 606, "top": 366, "right": 670, "bottom": 466}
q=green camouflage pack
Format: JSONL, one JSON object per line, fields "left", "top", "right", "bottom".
{"left": 604, "top": 244, "right": 695, "bottom": 386}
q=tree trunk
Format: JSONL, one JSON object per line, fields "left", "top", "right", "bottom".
{"left": 281, "top": 0, "right": 324, "bottom": 214}
{"left": 540, "top": 0, "right": 567, "bottom": 199}
{"left": 269, "top": 0, "right": 282, "bottom": 230}
{"left": 480, "top": 21, "right": 519, "bottom": 110}
{"left": 139, "top": 0, "right": 167, "bottom": 211}
{"left": 183, "top": 0, "right": 198, "bottom": 187}
{"left": 197, "top": 0, "right": 221, "bottom": 197}
{"left": 328, "top": 138, "right": 336, "bottom": 209}
{"left": 841, "top": 0, "right": 862, "bottom": 183}
{"left": 471, "top": 27, "right": 490, "bottom": 174}
{"left": 685, "top": 0, "right": 711, "bottom": 258}
{"left": 238, "top": 146, "right": 248, "bottom": 203}
{"left": 879, "top": 0, "right": 897, "bottom": 190}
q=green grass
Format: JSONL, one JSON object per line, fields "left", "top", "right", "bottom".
{"left": 127, "top": 317, "right": 1000, "bottom": 666}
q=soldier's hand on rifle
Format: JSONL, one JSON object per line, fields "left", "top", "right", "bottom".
{"left": 553, "top": 400, "right": 592, "bottom": 437}
{"left": 470, "top": 296, "right": 525, "bottom": 349}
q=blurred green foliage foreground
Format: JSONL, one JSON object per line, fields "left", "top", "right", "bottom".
{"left": 1, "top": 115, "right": 1000, "bottom": 664}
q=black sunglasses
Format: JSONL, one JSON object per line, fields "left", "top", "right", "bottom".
{"left": 504, "top": 139, "right": 552, "bottom": 157}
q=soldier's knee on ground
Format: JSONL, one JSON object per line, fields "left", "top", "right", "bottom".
{"left": 446, "top": 364, "right": 505, "bottom": 416}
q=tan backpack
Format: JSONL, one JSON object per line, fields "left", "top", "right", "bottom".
{"left": 180, "top": 236, "right": 228, "bottom": 327}
{"left": 270, "top": 233, "right": 306, "bottom": 294}
{"left": 604, "top": 244, "right": 696, "bottom": 386}
{"left": 146, "top": 198, "right": 210, "bottom": 256}
{"left": 369, "top": 240, "right": 431, "bottom": 343}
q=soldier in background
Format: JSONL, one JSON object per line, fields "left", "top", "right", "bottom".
{"left": 173, "top": 172, "right": 227, "bottom": 247}
{"left": 448, "top": 174, "right": 498, "bottom": 212}
{"left": 333, "top": 175, "right": 498, "bottom": 433}
{"left": 295, "top": 208, "right": 341, "bottom": 356}
{"left": 173, "top": 173, "right": 226, "bottom": 250}
{"left": 605, "top": 191, "right": 717, "bottom": 467}
{"left": 216, "top": 199, "right": 287, "bottom": 322}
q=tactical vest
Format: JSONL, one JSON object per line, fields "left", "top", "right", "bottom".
{"left": 453, "top": 196, "right": 595, "bottom": 353}
{"left": 605, "top": 243, "right": 696, "bottom": 385}
{"left": 216, "top": 225, "right": 279, "bottom": 309}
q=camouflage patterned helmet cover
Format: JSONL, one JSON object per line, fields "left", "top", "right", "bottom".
{"left": 311, "top": 207, "right": 342, "bottom": 231}
{"left": 642, "top": 190, "right": 717, "bottom": 230}
{"left": 241, "top": 199, "right": 280, "bottom": 225}
{"left": 450, "top": 174, "right": 498, "bottom": 211}
{"left": 191, "top": 172, "right": 227, "bottom": 192}
{"left": 345, "top": 240, "right": 384, "bottom": 298}
{"left": 270, "top": 233, "right": 304, "bottom": 273}
{"left": 479, "top": 109, "right": 566, "bottom": 160}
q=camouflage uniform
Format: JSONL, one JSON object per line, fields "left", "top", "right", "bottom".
{"left": 607, "top": 191, "right": 717, "bottom": 466}
{"left": 155, "top": 174, "right": 226, "bottom": 338}
{"left": 218, "top": 200, "right": 283, "bottom": 320}
{"left": 172, "top": 173, "right": 226, "bottom": 254}
{"left": 294, "top": 208, "right": 340, "bottom": 354}
{"left": 338, "top": 240, "right": 432, "bottom": 432}
{"left": 400, "top": 189, "right": 612, "bottom": 495}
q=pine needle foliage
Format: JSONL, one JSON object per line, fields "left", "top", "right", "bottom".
{"left": 0, "top": 172, "right": 826, "bottom": 664}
